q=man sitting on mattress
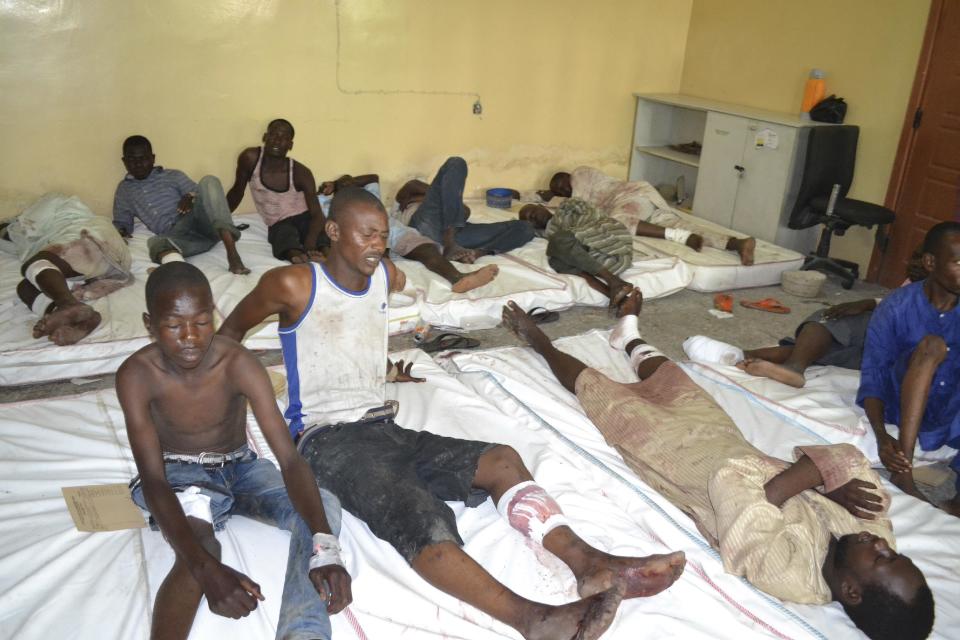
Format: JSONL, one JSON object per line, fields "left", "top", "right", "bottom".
{"left": 319, "top": 173, "right": 499, "bottom": 293}
{"left": 395, "top": 156, "right": 535, "bottom": 263}
{"left": 502, "top": 293, "right": 934, "bottom": 640}
{"left": 117, "top": 262, "right": 349, "bottom": 640}
{"left": 537, "top": 166, "right": 756, "bottom": 265}
{"left": 113, "top": 135, "right": 249, "bottom": 274}
{"left": 226, "top": 118, "right": 329, "bottom": 263}
{"left": 1, "top": 194, "right": 132, "bottom": 345}
{"left": 858, "top": 221, "right": 960, "bottom": 518}
{"left": 220, "top": 187, "right": 686, "bottom": 640}
{"left": 519, "top": 199, "right": 635, "bottom": 310}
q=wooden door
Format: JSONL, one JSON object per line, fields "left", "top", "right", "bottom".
{"left": 875, "top": 0, "right": 960, "bottom": 286}
{"left": 694, "top": 112, "right": 746, "bottom": 227}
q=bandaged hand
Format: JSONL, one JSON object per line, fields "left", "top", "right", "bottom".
{"left": 307, "top": 533, "right": 352, "bottom": 614}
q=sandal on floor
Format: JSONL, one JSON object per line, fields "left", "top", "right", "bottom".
{"left": 713, "top": 293, "right": 733, "bottom": 313}
{"left": 528, "top": 306, "right": 560, "bottom": 324}
{"left": 419, "top": 332, "right": 481, "bottom": 354}
{"left": 739, "top": 298, "right": 791, "bottom": 314}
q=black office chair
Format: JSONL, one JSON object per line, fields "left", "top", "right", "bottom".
{"left": 788, "top": 125, "right": 895, "bottom": 289}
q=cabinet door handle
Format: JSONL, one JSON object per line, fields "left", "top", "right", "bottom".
{"left": 734, "top": 165, "right": 745, "bottom": 173}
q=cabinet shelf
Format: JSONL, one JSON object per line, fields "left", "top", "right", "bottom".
{"left": 635, "top": 145, "right": 700, "bottom": 168}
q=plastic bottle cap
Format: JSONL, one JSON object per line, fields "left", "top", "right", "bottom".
{"left": 810, "top": 69, "right": 825, "bottom": 79}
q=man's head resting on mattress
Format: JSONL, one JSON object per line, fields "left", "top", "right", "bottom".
{"left": 824, "top": 531, "right": 933, "bottom": 640}
{"left": 142, "top": 262, "right": 215, "bottom": 370}
{"left": 549, "top": 172, "right": 572, "bottom": 198}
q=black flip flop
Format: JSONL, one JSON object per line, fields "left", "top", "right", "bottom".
{"left": 419, "top": 332, "right": 481, "bottom": 354}
{"left": 528, "top": 306, "right": 560, "bottom": 324}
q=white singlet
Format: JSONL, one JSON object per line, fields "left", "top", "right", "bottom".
{"left": 279, "top": 261, "right": 390, "bottom": 434}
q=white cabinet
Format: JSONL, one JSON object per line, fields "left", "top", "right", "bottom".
{"left": 629, "top": 94, "right": 821, "bottom": 252}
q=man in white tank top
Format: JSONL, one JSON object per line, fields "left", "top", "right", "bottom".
{"left": 221, "top": 189, "right": 686, "bottom": 640}
{"left": 226, "top": 118, "right": 328, "bottom": 263}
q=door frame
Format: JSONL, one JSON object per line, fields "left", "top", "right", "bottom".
{"left": 866, "top": 0, "right": 945, "bottom": 282}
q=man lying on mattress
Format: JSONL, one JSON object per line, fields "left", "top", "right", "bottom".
{"left": 536, "top": 166, "right": 756, "bottom": 265}
{"left": 318, "top": 172, "right": 499, "bottom": 293}
{"left": 220, "top": 187, "right": 686, "bottom": 640}
{"left": 0, "top": 194, "right": 132, "bottom": 345}
{"left": 117, "top": 262, "right": 348, "bottom": 640}
{"left": 502, "top": 293, "right": 934, "bottom": 640}
{"left": 395, "top": 156, "right": 536, "bottom": 262}
{"left": 519, "top": 199, "right": 635, "bottom": 310}
{"left": 686, "top": 248, "right": 929, "bottom": 388}
{"left": 857, "top": 222, "right": 960, "bottom": 518}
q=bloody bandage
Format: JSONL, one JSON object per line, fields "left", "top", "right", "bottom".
{"left": 496, "top": 481, "right": 570, "bottom": 545}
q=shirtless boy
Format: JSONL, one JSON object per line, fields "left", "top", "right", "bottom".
{"left": 319, "top": 173, "right": 498, "bottom": 293}
{"left": 227, "top": 118, "right": 327, "bottom": 263}
{"left": 117, "top": 262, "right": 350, "bottom": 640}
{"left": 220, "top": 188, "right": 685, "bottom": 640}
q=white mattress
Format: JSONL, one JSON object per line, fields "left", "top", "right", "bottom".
{"left": 1, "top": 345, "right": 916, "bottom": 640}
{"left": 631, "top": 209, "right": 805, "bottom": 291}
{"left": 447, "top": 331, "right": 960, "bottom": 640}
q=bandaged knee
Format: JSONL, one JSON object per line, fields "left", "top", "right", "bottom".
{"left": 682, "top": 335, "right": 744, "bottom": 366}
{"left": 30, "top": 293, "right": 54, "bottom": 316}
{"left": 24, "top": 259, "right": 60, "bottom": 289}
{"left": 160, "top": 252, "right": 185, "bottom": 264}
{"left": 176, "top": 486, "right": 213, "bottom": 523}
{"left": 664, "top": 227, "right": 692, "bottom": 245}
{"left": 309, "top": 532, "right": 345, "bottom": 570}
{"left": 496, "top": 481, "right": 570, "bottom": 545}
{"left": 609, "top": 314, "right": 642, "bottom": 351}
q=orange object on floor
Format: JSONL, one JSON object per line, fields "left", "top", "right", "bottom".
{"left": 713, "top": 293, "right": 733, "bottom": 313}
{"left": 739, "top": 298, "right": 791, "bottom": 314}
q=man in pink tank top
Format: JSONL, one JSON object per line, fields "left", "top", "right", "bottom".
{"left": 227, "top": 119, "right": 327, "bottom": 263}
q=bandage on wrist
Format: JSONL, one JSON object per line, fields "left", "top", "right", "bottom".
{"left": 24, "top": 259, "right": 61, "bottom": 288}
{"left": 664, "top": 227, "right": 692, "bottom": 244}
{"left": 160, "top": 252, "right": 185, "bottom": 264}
{"left": 609, "top": 314, "right": 642, "bottom": 351}
{"left": 30, "top": 292, "right": 54, "bottom": 316}
{"left": 309, "top": 532, "right": 345, "bottom": 570}
{"left": 497, "top": 480, "right": 570, "bottom": 545}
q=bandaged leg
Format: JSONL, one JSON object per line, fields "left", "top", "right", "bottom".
{"left": 496, "top": 481, "right": 570, "bottom": 545}
{"left": 609, "top": 314, "right": 641, "bottom": 351}
{"left": 175, "top": 486, "right": 213, "bottom": 523}
{"left": 30, "top": 292, "right": 54, "bottom": 316}
{"left": 682, "top": 335, "right": 744, "bottom": 365}
{"left": 24, "top": 259, "right": 61, "bottom": 289}
{"left": 629, "top": 343, "right": 667, "bottom": 371}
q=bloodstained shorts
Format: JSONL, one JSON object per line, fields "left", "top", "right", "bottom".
{"left": 297, "top": 416, "right": 497, "bottom": 563}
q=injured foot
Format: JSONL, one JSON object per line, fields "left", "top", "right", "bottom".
{"left": 520, "top": 588, "right": 623, "bottom": 640}
{"left": 501, "top": 301, "right": 552, "bottom": 352}
{"left": 577, "top": 550, "right": 686, "bottom": 599}
{"left": 443, "top": 243, "right": 482, "bottom": 264}
{"left": 33, "top": 302, "right": 102, "bottom": 345}
{"left": 737, "top": 357, "right": 805, "bottom": 388}
{"left": 452, "top": 264, "right": 499, "bottom": 293}
{"left": 733, "top": 237, "right": 756, "bottom": 266}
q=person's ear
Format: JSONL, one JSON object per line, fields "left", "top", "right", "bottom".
{"left": 262, "top": 131, "right": 268, "bottom": 144}
{"left": 325, "top": 219, "right": 340, "bottom": 242}
{"left": 921, "top": 252, "right": 936, "bottom": 273}
{"left": 142, "top": 312, "right": 154, "bottom": 337}
{"left": 839, "top": 577, "right": 863, "bottom": 607}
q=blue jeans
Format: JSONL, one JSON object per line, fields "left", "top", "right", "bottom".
{"left": 409, "top": 157, "right": 534, "bottom": 253}
{"left": 147, "top": 175, "right": 242, "bottom": 263}
{"left": 131, "top": 449, "right": 342, "bottom": 640}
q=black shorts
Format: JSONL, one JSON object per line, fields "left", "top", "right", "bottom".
{"left": 780, "top": 308, "right": 873, "bottom": 370}
{"left": 266, "top": 211, "right": 330, "bottom": 260}
{"left": 297, "top": 417, "right": 497, "bottom": 563}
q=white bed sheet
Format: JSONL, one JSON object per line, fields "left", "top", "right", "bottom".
{"left": 447, "top": 331, "right": 960, "bottom": 640}
{"left": 630, "top": 209, "right": 805, "bottom": 291}
{"left": 0, "top": 346, "right": 875, "bottom": 640}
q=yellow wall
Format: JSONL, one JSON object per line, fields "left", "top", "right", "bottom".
{"left": 0, "top": 0, "right": 692, "bottom": 219}
{"left": 680, "top": 0, "right": 931, "bottom": 269}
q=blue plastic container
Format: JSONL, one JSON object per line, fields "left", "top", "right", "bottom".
{"left": 485, "top": 188, "right": 513, "bottom": 209}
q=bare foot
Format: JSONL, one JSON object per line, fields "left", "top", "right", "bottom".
{"left": 737, "top": 357, "right": 805, "bottom": 387}
{"left": 520, "top": 589, "right": 623, "bottom": 640}
{"left": 577, "top": 551, "right": 685, "bottom": 599}
{"left": 685, "top": 234, "right": 704, "bottom": 252}
{"left": 734, "top": 237, "right": 756, "bottom": 266}
{"left": 443, "top": 244, "right": 481, "bottom": 264}
{"left": 501, "top": 301, "right": 552, "bottom": 352}
{"left": 890, "top": 471, "right": 929, "bottom": 502}
{"left": 617, "top": 289, "right": 644, "bottom": 318}
{"left": 227, "top": 254, "right": 251, "bottom": 275}
{"left": 451, "top": 264, "right": 499, "bottom": 293}
{"left": 940, "top": 496, "right": 960, "bottom": 518}
{"left": 33, "top": 303, "right": 101, "bottom": 345}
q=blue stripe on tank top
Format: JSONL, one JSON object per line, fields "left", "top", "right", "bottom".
{"left": 279, "top": 263, "right": 318, "bottom": 437}
{"left": 320, "top": 262, "right": 371, "bottom": 296}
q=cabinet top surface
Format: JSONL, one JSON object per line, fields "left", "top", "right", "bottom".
{"left": 634, "top": 93, "right": 820, "bottom": 128}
